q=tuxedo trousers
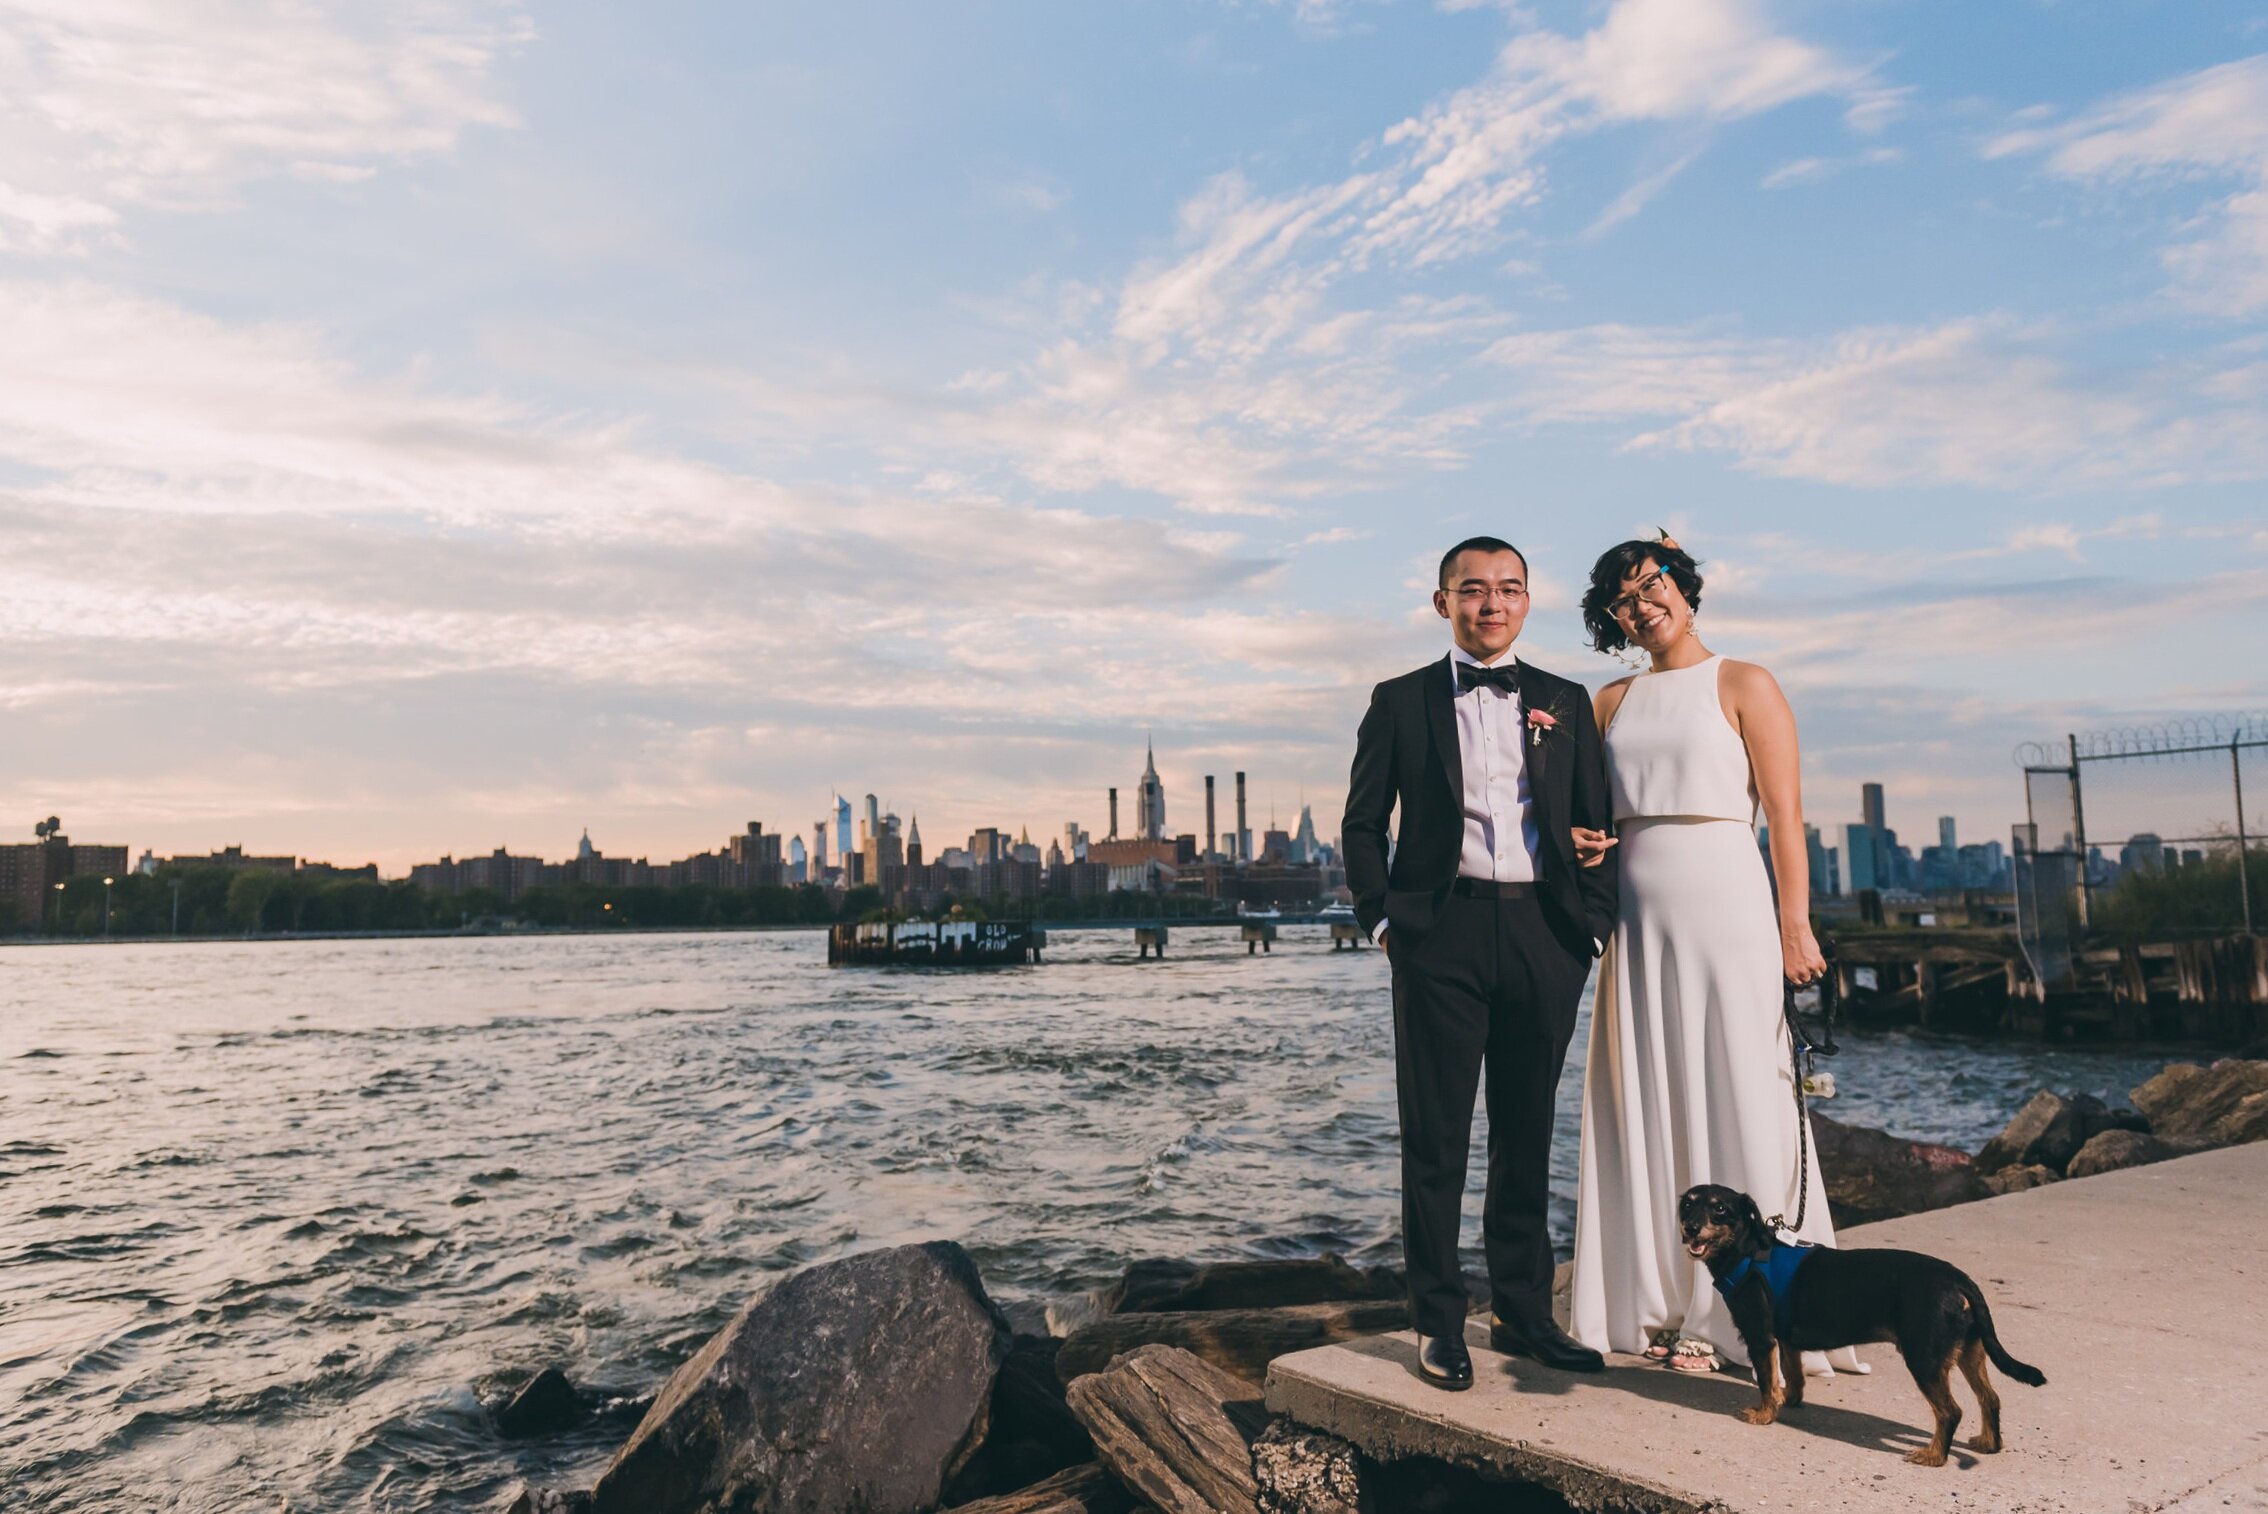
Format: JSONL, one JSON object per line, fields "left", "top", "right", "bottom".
{"left": 1390, "top": 886, "right": 1587, "bottom": 1337}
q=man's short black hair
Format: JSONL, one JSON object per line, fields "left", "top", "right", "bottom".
{"left": 1437, "top": 535, "right": 1529, "bottom": 589}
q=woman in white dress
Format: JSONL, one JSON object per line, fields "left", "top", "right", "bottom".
{"left": 1567, "top": 534, "right": 1861, "bottom": 1378}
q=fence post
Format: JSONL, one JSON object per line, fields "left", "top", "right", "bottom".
{"left": 2236, "top": 736, "right": 2256, "bottom": 938}
{"left": 2068, "top": 734, "right": 2092, "bottom": 932}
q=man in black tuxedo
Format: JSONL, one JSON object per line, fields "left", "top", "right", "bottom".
{"left": 1342, "top": 535, "right": 1618, "bottom": 1388}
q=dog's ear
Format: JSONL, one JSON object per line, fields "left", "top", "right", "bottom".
{"left": 1738, "top": 1192, "right": 1769, "bottom": 1243}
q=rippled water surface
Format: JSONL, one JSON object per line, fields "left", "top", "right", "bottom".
{"left": 1, "top": 929, "right": 2182, "bottom": 1511}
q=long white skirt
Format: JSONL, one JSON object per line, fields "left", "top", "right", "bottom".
{"left": 1570, "top": 817, "right": 1861, "bottom": 1376}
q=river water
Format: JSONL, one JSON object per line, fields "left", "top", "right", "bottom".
{"left": 0, "top": 928, "right": 2183, "bottom": 1511}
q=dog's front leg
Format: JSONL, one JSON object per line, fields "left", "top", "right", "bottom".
{"left": 1740, "top": 1339, "right": 1785, "bottom": 1425}
{"left": 1732, "top": 1300, "right": 1785, "bottom": 1427}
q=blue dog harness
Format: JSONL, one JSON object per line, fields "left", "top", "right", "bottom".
{"left": 1714, "top": 1242, "right": 1816, "bottom": 1338}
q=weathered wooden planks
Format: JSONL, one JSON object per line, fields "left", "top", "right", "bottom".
{"left": 1063, "top": 1345, "right": 1268, "bottom": 1514}
{"left": 1057, "top": 1300, "right": 1407, "bottom": 1385}
{"left": 945, "top": 1461, "right": 1148, "bottom": 1514}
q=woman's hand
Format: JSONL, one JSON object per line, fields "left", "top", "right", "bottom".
{"left": 1781, "top": 923, "right": 1827, "bottom": 986}
{"left": 1572, "top": 827, "right": 1619, "bottom": 869}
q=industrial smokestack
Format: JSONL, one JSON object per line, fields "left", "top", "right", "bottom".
{"left": 1108, "top": 787, "right": 1119, "bottom": 839}
{"left": 1205, "top": 775, "right": 1217, "bottom": 860}
{"left": 1235, "top": 771, "right": 1248, "bottom": 864}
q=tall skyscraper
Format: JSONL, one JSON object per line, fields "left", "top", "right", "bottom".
{"left": 1292, "top": 803, "right": 1320, "bottom": 864}
{"left": 1862, "top": 783, "right": 1885, "bottom": 833}
{"left": 906, "top": 815, "right": 924, "bottom": 868}
{"left": 1843, "top": 822, "right": 1879, "bottom": 893}
{"left": 1137, "top": 739, "right": 1166, "bottom": 841}
{"left": 1108, "top": 787, "right": 1119, "bottom": 839}
{"left": 834, "top": 794, "right": 852, "bottom": 866}
{"left": 1204, "top": 775, "right": 1217, "bottom": 860}
{"left": 1939, "top": 816, "right": 1957, "bottom": 853}
{"left": 1235, "top": 771, "right": 1249, "bottom": 864}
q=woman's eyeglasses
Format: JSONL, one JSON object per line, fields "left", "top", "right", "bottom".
{"left": 1608, "top": 570, "right": 1671, "bottom": 623}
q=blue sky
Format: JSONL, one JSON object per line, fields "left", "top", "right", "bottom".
{"left": 3, "top": 0, "right": 2264, "bottom": 870}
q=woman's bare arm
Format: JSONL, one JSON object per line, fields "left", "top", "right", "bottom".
{"left": 1723, "top": 660, "right": 1825, "bottom": 985}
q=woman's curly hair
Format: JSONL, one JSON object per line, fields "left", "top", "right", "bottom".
{"left": 1581, "top": 532, "right": 1703, "bottom": 654}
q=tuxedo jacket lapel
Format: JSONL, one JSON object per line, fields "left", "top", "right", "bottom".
{"left": 1425, "top": 657, "right": 1462, "bottom": 802}
{"left": 1525, "top": 678, "right": 1571, "bottom": 869}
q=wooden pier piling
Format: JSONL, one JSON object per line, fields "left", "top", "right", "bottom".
{"left": 1821, "top": 927, "right": 2268, "bottom": 1044}
{"left": 827, "top": 920, "right": 1042, "bottom": 966}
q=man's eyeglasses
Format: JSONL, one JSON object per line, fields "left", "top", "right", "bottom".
{"left": 1453, "top": 585, "right": 1529, "bottom": 605}
{"left": 1607, "top": 570, "right": 1671, "bottom": 623}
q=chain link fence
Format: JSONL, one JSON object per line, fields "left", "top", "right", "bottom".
{"left": 2015, "top": 717, "right": 2265, "bottom": 992}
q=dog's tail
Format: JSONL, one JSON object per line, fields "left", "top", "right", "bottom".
{"left": 1961, "top": 1278, "right": 2046, "bottom": 1386}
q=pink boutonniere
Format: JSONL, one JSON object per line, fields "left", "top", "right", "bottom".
{"left": 1526, "top": 707, "right": 1559, "bottom": 748}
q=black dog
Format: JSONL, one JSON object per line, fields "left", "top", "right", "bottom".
{"left": 1677, "top": 1183, "right": 2046, "bottom": 1466}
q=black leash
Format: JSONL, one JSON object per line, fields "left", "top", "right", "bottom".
{"left": 1766, "top": 958, "right": 1837, "bottom": 1238}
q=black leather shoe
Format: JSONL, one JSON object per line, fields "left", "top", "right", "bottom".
{"left": 1415, "top": 1331, "right": 1473, "bottom": 1391}
{"left": 1490, "top": 1316, "right": 1604, "bottom": 1373}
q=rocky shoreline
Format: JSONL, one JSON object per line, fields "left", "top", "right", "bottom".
{"left": 496, "top": 1055, "right": 2268, "bottom": 1514}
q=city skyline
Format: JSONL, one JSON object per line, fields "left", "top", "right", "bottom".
{"left": 12, "top": 754, "right": 2008, "bottom": 896}
{"left": 5, "top": 2, "right": 2266, "bottom": 871}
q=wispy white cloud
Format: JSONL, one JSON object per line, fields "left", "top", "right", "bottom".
{"left": 0, "top": 0, "right": 529, "bottom": 248}
{"left": 0, "top": 277, "right": 1378, "bottom": 863}
{"left": 1483, "top": 317, "right": 2268, "bottom": 490}
{"left": 932, "top": 0, "right": 1875, "bottom": 518}
{"left": 1356, "top": 0, "right": 1865, "bottom": 265}
{"left": 1585, "top": 143, "right": 1707, "bottom": 238}
{"left": 1760, "top": 145, "right": 1901, "bottom": 190}
{"left": 1986, "top": 56, "right": 2268, "bottom": 178}
{"left": 1987, "top": 54, "right": 2268, "bottom": 316}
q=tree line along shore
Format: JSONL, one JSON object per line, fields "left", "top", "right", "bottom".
{"left": 6, "top": 867, "right": 1246, "bottom": 940}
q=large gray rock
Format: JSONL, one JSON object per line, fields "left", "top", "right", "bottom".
{"left": 943, "top": 1333, "right": 1094, "bottom": 1504}
{"left": 496, "top": 1367, "right": 585, "bottom": 1439}
{"left": 2066, "top": 1129, "right": 2197, "bottom": 1179}
{"left": 1813, "top": 1114, "right": 1990, "bottom": 1227}
{"left": 1981, "top": 1163, "right": 2060, "bottom": 1197}
{"left": 1106, "top": 1256, "right": 1401, "bottom": 1314}
{"left": 589, "top": 1242, "right": 1010, "bottom": 1514}
{"left": 2132, "top": 1060, "right": 2268, "bottom": 1148}
{"left": 1974, "top": 1092, "right": 2142, "bottom": 1176}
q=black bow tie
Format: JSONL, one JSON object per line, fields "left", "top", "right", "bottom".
{"left": 1457, "top": 662, "right": 1519, "bottom": 696}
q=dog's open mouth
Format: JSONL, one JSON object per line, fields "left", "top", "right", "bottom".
{"left": 1684, "top": 1239, "right": 1711, "bottom": 1258}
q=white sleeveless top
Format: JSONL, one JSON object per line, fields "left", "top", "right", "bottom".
{"left": 1605, "top": 655, "right": 1757, "bottom": 823}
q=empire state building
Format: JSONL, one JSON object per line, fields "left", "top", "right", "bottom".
{"left": 1137, "top": 739, "right": 1166, "bottom": 842}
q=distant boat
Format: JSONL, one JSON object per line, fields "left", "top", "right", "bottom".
{"left": 1238, "top": 904, "right": 1283, "bottom": 920}
{"left": 1316, "top": 902, "right": 1355, "bottom": 922}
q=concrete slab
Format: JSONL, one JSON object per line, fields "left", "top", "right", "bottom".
{"left": 1265, "top": 1142, "right": 2268, "bottom": 1513}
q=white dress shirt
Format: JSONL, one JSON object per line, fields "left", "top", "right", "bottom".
{"left": 1373, "top": 646, "right": 1543, "bottom": 943}
{"left": 1448, "top": 646, "right": 1541, "bottom": 883}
